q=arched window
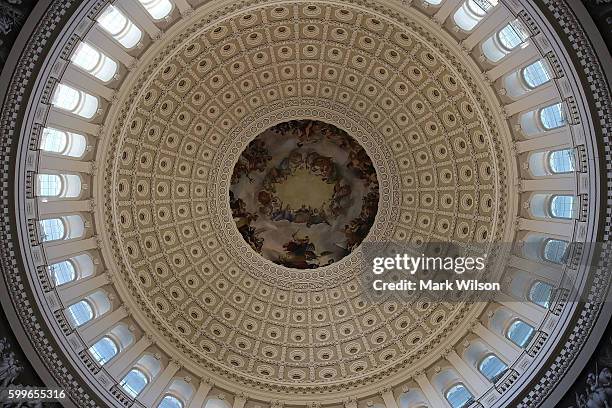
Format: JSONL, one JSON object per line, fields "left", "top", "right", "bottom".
{"left": 445, "top": 383, "right": 474, "bottom": 408}
{"left": 498, "top": 20, "right": 529, "bottom": 51}
{"left": 549, "top": 149, "right": 575, "bottom": 173}
{"left": 71, "top": 42, "right": 118, "bottom": 82}
{"left": 109, "top": 324, "right": 135, "bottom": 350}
{"left": 204, "top": 398, "right": 231, "bottom": 408}
{"left": 398, "top": 389, "right": 429, "bottom": 408}
{"left": 139, "top": 0, "right": 173, "bottom": 20}
{"left": 48, "top": 260, "right": 76, "bottom": 285}
{"left": 72, "top": 254, "right": 95, "bottom": 278}
{"left": 40, "top": 218, "right": 65, "bottom": 242}
{"left": 164, "top": 379, "right": 194, "bottom": 408}
{"left": 453, "top": 0, "right": 497, "bottom": 32}
{"left": 540, "top": 103, "right": 567, "bottom": 130}
{"left": 478, "top": 354, "right": 508, "bottom": 382}
{"left": 522, "top": 60, "right": 551, "bottom": 89}
{"left": 550, "top": 195, "right": 576, "bottom": 219}
{"left": 40, "top": 215, "right": 84, "bottom": 242}
{"left": 529, "top": 281, "right": 553, "bottom": 308}
{"left": 543, "top": 239, "right": 569, "bottom": 264}
{"left": 37, "top": 174, "right": 62, "bottom": 197}
{"left": 506, "top": 319, "right": 535, "bottom": 348}
{"left": 66, "top": 300, "right": 94, "bottom": 327}
{"left": 483, "top": 20, "right": 529, "bottom": 62}
{"left": 40, "top": 128, "right": 67, "bottom": 153}
{"left": 89, "top": 336, "right": 118, "bottom": 365}
{"left": 97, "top": 5, "right": 143, "bottom": 49}
{"left": 52, "top": 84, "right": 99, "bottom": 119}
{"left": 36, "top": 174, "right": 82, "bottom": 199}
{"left": 63, "top": 175, "right": 82, "bottom": 198}
{"left": 120, "top": 368, "right": 149, "bottom": 398}
{"left": 159, "top": 395, "right": 183, "bottom": 408}
{"left": 88, "top": 291, "right": 112, "bottom": 317}
{"left": 40, "top": 127, "right": 87, "bottom": 158}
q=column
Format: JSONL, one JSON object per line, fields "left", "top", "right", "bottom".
{"left": 515, "top": 130, "right": 571, "bottom": 153}
{"left": 233, "top": 395, "right": 247, "bottom": 408}
{"left": 414, "top": 373, "right": 446, "bottom": 407}
{"left": 508, "top": 255, "right": 561, "bottom": 282}
{"left": 487, "top": 46, "right": 540, "bottom": 81}
{"left": 497, "top": 294, "right": 545, "bottom": 326}
{"left": 521, "top": 177, "right": 575, "bottom": 192}
{"left": 138, "top": 361, "right": 181, "bottom": 406}
{"left": 472, "top": 323, "right": 521, "bottom": 362}
{"left": 517, "top": 218, "right": 573, "bottom": 237}
{"left": 446, "top": 350, "right": 490, "bottom": 395}
{"left": 433, "top": 0, "right": 462, "bottom": 25}
{"left": 505, "top": 85, "right": 558, "bottom": 116}
{"left": 57, "top": 274, "right": 109, "bottom": 305}
{"left": 105, "top": 336, "right": 152, "bottom": 377}
{"left": 115, "top": 0, "right": 161, "bottom": 39}
{"left": 464, "top": 8, "right": 509, "bottom": 51}
{"left": 63, "top": 65, "right": 115, "bottom": 101}
{"left": 344, "top": 399, "right": 358, "bottom": 408}
{"left": 187, "top": 379, "right": 213, "bottom": 408}
{"left": 173, "top": 0, "right": 193, "bottom": 15}
{"left": 79, "top": 306, "right": 128, "bottom": 345}
{"left": 381, "top": 389, "right": 399, "bottom": 408}
{"left": 44, "top": 237, "right": 97, "bottom": 262}
{"left": 46, "top": 108, "right": 101, "bottom": 136}
{"left": 38, "top": 199, "right": 91, "bottom": 216}
{"left": 86, "top": 26, "right": 137, "bottom": 67}
{"left": 37, "top": 154, "right": 93, "bottom": 174}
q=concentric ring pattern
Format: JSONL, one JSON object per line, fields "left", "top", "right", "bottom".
{"left": 101, "top": 0, "right": 509, "bottom": 393}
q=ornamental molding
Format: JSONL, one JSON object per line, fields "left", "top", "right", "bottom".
{"left": 0, "top": 0, "right": 607, "bottom": 407}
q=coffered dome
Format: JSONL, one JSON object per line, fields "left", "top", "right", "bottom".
{"left": 97, "top": 1, "right": 510, "bottom": 395}
{"left": 0, "top": 0, "right": 610, "bottom": 407}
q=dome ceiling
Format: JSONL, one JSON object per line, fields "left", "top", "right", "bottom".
{"left": 100, "top": 0, "right": 508, "bottom": 395}
{"left": 1, "top": 0, "right": 609, "bottom": 407}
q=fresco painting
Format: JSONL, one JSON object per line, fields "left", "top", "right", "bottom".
{"left": 230, "top": 120, "right": 379, "bottom": 269}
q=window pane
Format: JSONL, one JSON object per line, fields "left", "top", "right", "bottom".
{"left": 120, "top": 369, "right": 148, "bottom": 398}
{"left": 445, "top": 383, "right": 474, "bottom": 408}
{"left": 478, "top": 354, "right": 508, "bottom": 382}
{"left": 89, "top": 337, "right": 118, "bottom": 365}
{"left": 506, "top": 320, "right": 535, "bottom": 348}
{"left": 159, "top": 395, "right": 183, "bottom": 408}
{"left": 523, "top": 60, "right": 551, "bottom": 88}
{"left": 67, "top": 300, "right": 93, "bottom": 327}
{"left": 71, "top": 42, "right": 101, "bottom": 72}
{"left": 454, "top": 0, "right": 497, "bottom": 31}
{"left": 40, "top": 219, "right": 65, "bottom": 241}
{"left": 139, "top": 0, "right": 173, "bottom": 20}
{"left": 52, "top": 84, "right": 81, "bottom": 112}
{"left": 550, "top": 195, "right": 576, "bottom": 219}
{"left": 71, "top": 42, "right": 118, "bottom": 82}
{"left": 529, "top": 281, "right": 553, "bottom": 308}
{"left": 543, "top": 239, "right": 569, "bottom": 264}
{"left": 97, "top": 5, "right": 142, "bottom": 49}
{"left": 38, "top": 174, "right": 62, "bottom": 197}
{"left": 549, "top": 149, "right": 575, "bottom": 173}
{"left": 540, "top": 103, "right": 566, "bottom": 130}
{"left": 52, "top": 84, "right": 98, "bottom": 118}
{"left": 97, "top": 5, "right": 128, "bottom": 36}
{"left": 498, "top": 21, "right": 529, "bottom": 50}
{"left": 40, "top": 128, "right": 68, "bottom": 153}
{"left": 49, "top": 261, "right": 76, "bottom": 285}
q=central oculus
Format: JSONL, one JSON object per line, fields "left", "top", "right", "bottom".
{"left": 230, "top": 120, "right": 379, "bottom": 269}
